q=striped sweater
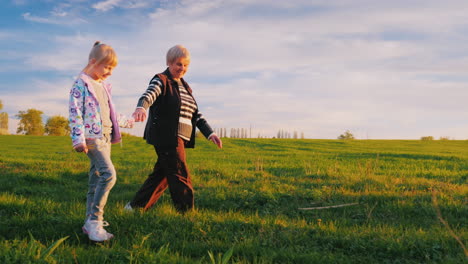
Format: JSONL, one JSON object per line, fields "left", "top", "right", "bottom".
{"left": 137, "top": 68, "right": 214, "bottom": 147}
{"left": 176, "top": 80, "right": 196, "bottom": 141}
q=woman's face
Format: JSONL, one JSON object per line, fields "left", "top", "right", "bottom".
{"left": 168, "top": 56, "right": 190, "bottom": 80}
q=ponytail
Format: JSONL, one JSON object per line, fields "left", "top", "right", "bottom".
{"left": 83, "top": 41, "right": 118, "bottom": 73}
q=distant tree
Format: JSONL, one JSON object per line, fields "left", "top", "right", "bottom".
{"left": 16, "top": 109, "right": 44, "bottom": 135}
{"left": 338, "top": 130, "right": 355, "bottom": 140}
{"left": 45, "top": 115, "right": 69, "bottom": 136}
{"left": 420, "top": 136, "right": 434, "bottom": 141}
{"left": 301, "top": 132, "right": 304, "bottom": 139}
{"left": 277, "top": 129, "right": 296, "bottom": 139}
{"left": 0, "top": 112, "right": 8, "bottom": 135}
{"left": 0, "top": 100, "right": 8, "bottom": 135}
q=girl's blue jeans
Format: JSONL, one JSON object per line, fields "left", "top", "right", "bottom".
{"left": 85, "top": 134, "right": 116, "bottom": 222}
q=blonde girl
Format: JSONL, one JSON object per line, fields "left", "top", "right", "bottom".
{"left": 68, "top": 41, "right": 133, "bottom": 242}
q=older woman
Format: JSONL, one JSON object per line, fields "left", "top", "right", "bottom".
{"left": 125, "top": 45, "right": 222, "bottom": 213}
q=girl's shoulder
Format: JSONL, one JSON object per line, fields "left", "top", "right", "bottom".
{"left": 72, "top": 74, "right": 87, "bottom": 91}
{"left": 78, "top": 72, "right": 93, "bottom": 86}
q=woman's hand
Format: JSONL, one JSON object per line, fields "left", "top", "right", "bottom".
{"left": 132, "top": 108, "right": 147, "bottom": 122}
{"left": 74, "top": 143, "right": 88, "bottom": 154}
{"left": 209, "top": 134, "right": 223, "bottom": 149}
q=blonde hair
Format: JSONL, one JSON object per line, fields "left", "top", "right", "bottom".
{"left": 166, "top": 45, "right": 190, "bottom": 65}
{"left": 83, "top": 41, "right": 118, "bottom": 72}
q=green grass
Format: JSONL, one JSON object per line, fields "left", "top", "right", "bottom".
{"left": 0, "top": 135, "right": 466, "bottom": 263}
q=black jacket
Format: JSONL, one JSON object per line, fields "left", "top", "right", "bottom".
{"left": 140, "top": 68, "right": 213, "bottom": 148}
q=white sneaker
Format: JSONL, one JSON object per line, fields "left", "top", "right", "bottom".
{"left": 124, "top": 202, "right": 133, "bottom": 212}
{"left": 82, "top": 220, "right": 114, "bottom": 242}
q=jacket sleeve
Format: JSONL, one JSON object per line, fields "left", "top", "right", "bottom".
{"left": 195, "top": 111, "right": 215, "bottom": 139}
{"left": 69, "top": 80, "right": 86, "bottom": 147}
{"left": 137, "top": 77, "right": 163, "bottom": 110}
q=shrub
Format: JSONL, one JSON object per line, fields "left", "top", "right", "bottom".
{"left": 338, "top": 130, "right": 355, "bottom": 140}
{"left": 420, "top": 136, "right": 434, "bottom": 141}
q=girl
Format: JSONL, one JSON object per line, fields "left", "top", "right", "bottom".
{"left": 69, "top": 41, "right": 133, "bottom": 242}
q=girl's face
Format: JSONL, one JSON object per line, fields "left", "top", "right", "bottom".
{"left": 168, "top": 57, "right": 190, "bottom": 80}
{"left": 88, "top": 60, "right": 115, "bottom": 81}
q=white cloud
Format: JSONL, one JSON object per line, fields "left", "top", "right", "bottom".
{"left": 12, "top": 0, "right": 28, "bottom": 5}
{"left": 22, "top": 12, "right": 60, "bottom": 24}
{"left": 51, "top": 10, "right": 67, "bottom": 17}
{"left": 0, "top": 31, "right": 15, "bottom": 40}
{"left": 2, "top": 78, "right": 69, "bottom": 116}
{"left": 92, "top": 0, "right": 152, "bottom": 11}
{"left": 92, "top": 0, "right": 123, "bottom": 12}
{"left": 22, "top": 9, "right": 86, "bottom": 25}
{"left": 5, "top": 0, "right": 468, "bottom": 139}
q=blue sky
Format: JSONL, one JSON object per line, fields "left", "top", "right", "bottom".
{"left": 1, "top": 0, "right": 468, "bottom": 139}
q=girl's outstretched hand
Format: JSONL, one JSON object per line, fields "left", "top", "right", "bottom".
{"left": 209, "top": 134, "right": 223, "bottom": 149}
{"left": 74, "top": 143, "right": 88, "bottom": 154}
{"left": 132, "top": 108, "right": 147, "bottom": 122}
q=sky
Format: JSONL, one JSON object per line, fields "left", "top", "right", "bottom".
{"left": 1, "top": 0, "right": 468, "bottom": 139}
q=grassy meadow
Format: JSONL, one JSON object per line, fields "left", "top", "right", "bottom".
{"left": 0, "top": 135, "right": 466, "bottom": 263}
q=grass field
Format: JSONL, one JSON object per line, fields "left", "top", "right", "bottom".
{"left": 0, "top": 135, "right": 466, "bottom": 263}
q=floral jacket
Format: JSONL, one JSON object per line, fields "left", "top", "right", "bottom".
{"left": 68, "top": 73, "right": 133, "bottom": 147}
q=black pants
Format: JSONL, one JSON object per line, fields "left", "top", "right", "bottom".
{"left": 130, "top": 137, "right": 193, "bottom": 213}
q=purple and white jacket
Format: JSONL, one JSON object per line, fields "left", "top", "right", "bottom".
{"left": 68, "top": 73, "right": 132, "bottom": 147}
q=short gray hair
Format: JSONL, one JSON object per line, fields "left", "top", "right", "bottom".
{"left": 166, "top": 45, "right": 190, "bottom": 65}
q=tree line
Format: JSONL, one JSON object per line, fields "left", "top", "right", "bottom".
{"left": 0, "top": 99, "right": 344, "bottom": 140}
{"left": 0, "top": 101, "right": 69, "bottom": 136}
{"left": 16, "top": 108, "right": 69, "bottom": 136}
{"left": 213, "top": 127, "right": 305, "bottom": 139}
{"left": 1, "top": 99, "right": 308, "bottom": 138}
